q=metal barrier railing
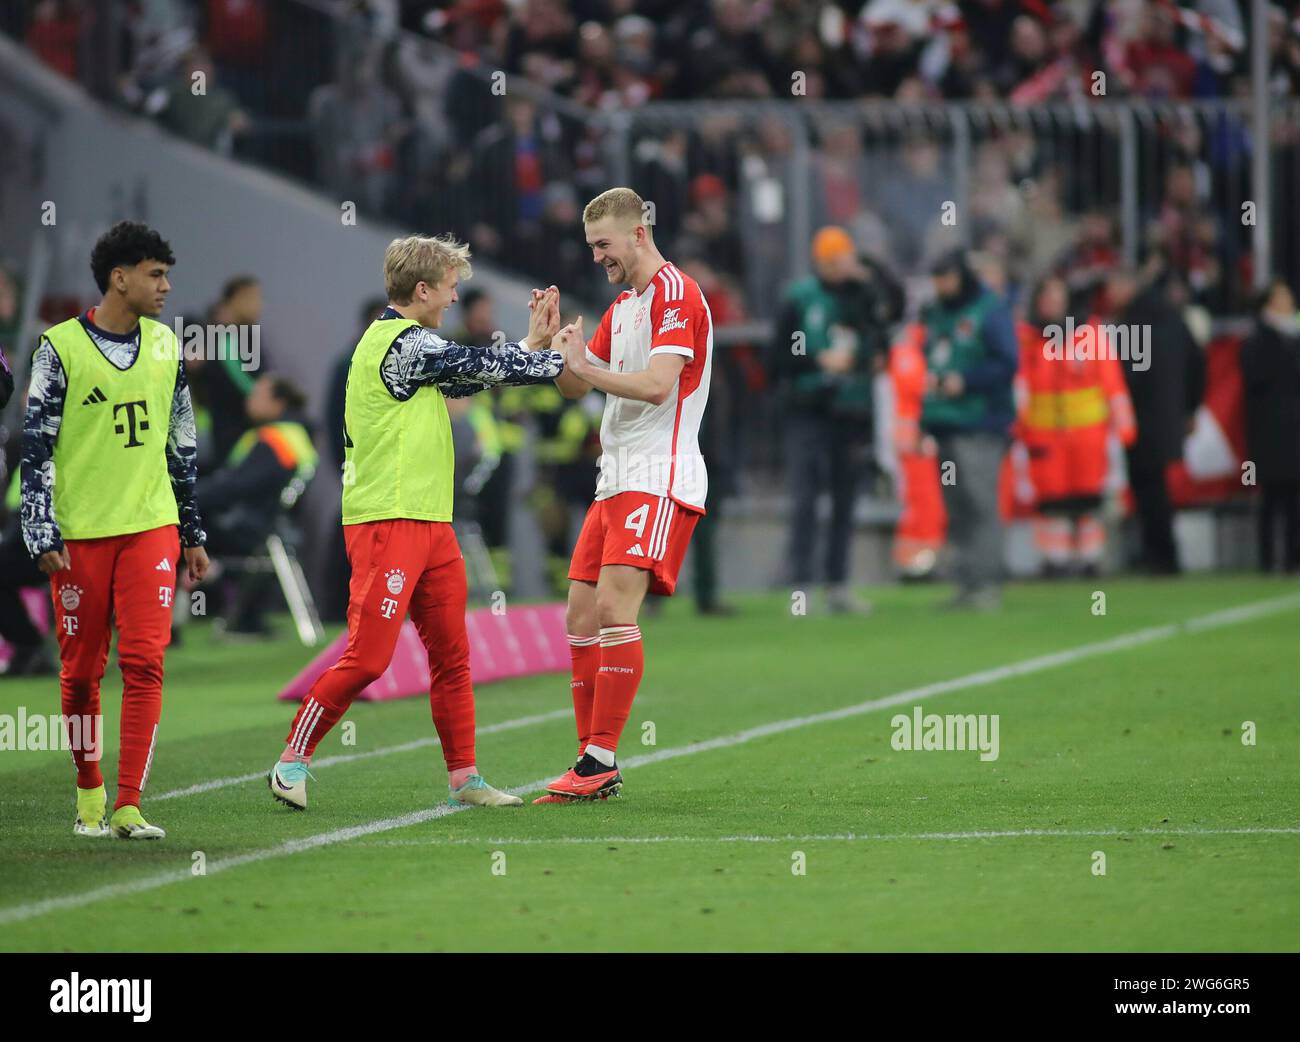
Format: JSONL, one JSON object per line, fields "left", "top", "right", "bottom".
{"left": 607, "top": 98, "right": 1292, "bottom": 319}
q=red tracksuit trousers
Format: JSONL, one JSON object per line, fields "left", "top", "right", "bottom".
{"left": 284, "top": 519, "right": 476, "bottom": 769}
{"left": 51, "top": 525, "right": 179, "bottom": 810}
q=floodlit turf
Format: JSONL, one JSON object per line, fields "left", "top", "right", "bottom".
{"left": 1, "top": 576, "right": 1297, "bottom": 952}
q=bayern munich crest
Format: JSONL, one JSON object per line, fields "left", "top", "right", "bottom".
{"left": 385, "top": 569, "right": 406, "bottom": 595}
{"left": 60, "top": 585, "right": 82, "bottom": 611}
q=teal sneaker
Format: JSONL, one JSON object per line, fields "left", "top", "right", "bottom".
{"left": 448, "top": 774, "right": 522, "bottom": 808}
{"left": 268, "top": 758, "right": 313, "bottom": 810}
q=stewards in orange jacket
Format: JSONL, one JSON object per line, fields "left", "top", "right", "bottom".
{"left": 1015, "top": 276, "right": 1136, "bottom": 575}
{"left": 888, "top": 323, "right": 947, "bottom": 577}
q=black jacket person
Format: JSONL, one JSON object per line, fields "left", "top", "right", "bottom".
{"left": 1107, "top": 273, "right": 1204, "bottom": 574}
{"left": 1240, "top": 280, "right": 1300, "bottom": 572}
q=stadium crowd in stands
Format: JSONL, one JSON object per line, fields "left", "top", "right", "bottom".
{"left": 7, "top": 1, "right": 1300, "bottom": 320}
{"left": 17, "top": 2, "right": 1296, "bottom": 108}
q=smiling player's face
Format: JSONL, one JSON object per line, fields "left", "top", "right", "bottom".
{"left": 586, "top": 217, "right": 638, "bottom": 286}
{"left": 421, "top": 272, "right": 459, "bottom": 328}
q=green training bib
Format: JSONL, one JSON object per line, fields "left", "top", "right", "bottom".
{"left": 45, "top": 316, "right": 180, "bottom": 540}
{"left": 341, "top": 317, "right": 455, "bottom": 524}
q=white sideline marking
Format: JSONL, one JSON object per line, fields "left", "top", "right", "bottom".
{"left": 3, "top": 591, "right": 1298, "bottom": 928}
{"left": 153, "top": 708, "right": 573, "bottom": 801}
{"left": 361, "top": 827, "right": 1300, "bottom": 848}
{"left": 617, "top": 592, "right": 1300, "bottom": 772}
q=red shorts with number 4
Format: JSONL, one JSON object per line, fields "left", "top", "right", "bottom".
{"left": 568, "top": 491, "right": 702, "bottom": 595}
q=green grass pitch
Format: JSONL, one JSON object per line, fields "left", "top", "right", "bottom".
{"left": 1, "top": 576, "right": 1297, "bottom": 952}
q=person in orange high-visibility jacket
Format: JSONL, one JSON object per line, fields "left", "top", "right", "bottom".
{"left": 1016, "top": 275, "right": 1136, "bottom": 575}
{"left": 887, "top": 322, "right": 947, "bottom": 577}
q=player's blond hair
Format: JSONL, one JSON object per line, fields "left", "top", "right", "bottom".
{"left": 384, "top": 234, "right": 472, "bottom": 303}
{"left": 582, "top": 187, "right": 650, "bottom": 231}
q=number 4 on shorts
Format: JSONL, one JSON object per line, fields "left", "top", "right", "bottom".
{"left": 624, "top": 504, "right": 648, "bottom": 539}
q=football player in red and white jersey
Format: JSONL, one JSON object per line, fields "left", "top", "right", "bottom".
{"left": 535, "top": 186, "right": 713, "bottom": 802}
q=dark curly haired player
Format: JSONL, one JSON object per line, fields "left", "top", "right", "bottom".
{"left": 21, "top": 220, "right": 209, "bottom": 839}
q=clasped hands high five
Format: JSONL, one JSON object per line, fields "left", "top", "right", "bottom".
{"left": 527, "top": 285, "right": 588, "bottom": 377}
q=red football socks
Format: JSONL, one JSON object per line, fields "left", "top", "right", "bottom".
{"left": 568, "top": 633, "right": 601, "bottom": 752}
{"left": 585, "top": 625, "right": 643, "bottom": 757}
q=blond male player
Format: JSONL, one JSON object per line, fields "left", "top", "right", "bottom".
{"left": 270, "top": 235, "right": 563, "bottom": 810}
{"left": 537, "top": 187, "right": 713, "bottom": 801}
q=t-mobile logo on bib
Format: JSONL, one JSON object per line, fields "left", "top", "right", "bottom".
{"left": 112, "top": 400, "right": 150, "bottom": 447}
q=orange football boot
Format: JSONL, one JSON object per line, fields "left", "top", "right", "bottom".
{"left": 532, "top": 790, "right": 617, "bottom": 804}
{"left": 545, "top": 755, "right": 623, "bottom": 800}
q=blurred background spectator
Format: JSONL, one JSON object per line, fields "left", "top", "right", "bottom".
{"left": 1103, "top": 267, "right": 1205, "bottom": 575}
{"left": 1239, "top": 277, "right": 1300, "bottom": 573}
{"left": 188, "top": 274, "right": 269, "bottom": 466}
{"left": 769, "top": 226, "right": 885, "bottom": 613}
{"left": 917, "top": 249, "right": 1018, "bottom": 609}
{"left": 197, "top": 374, "right": 316, "bottom": 636}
